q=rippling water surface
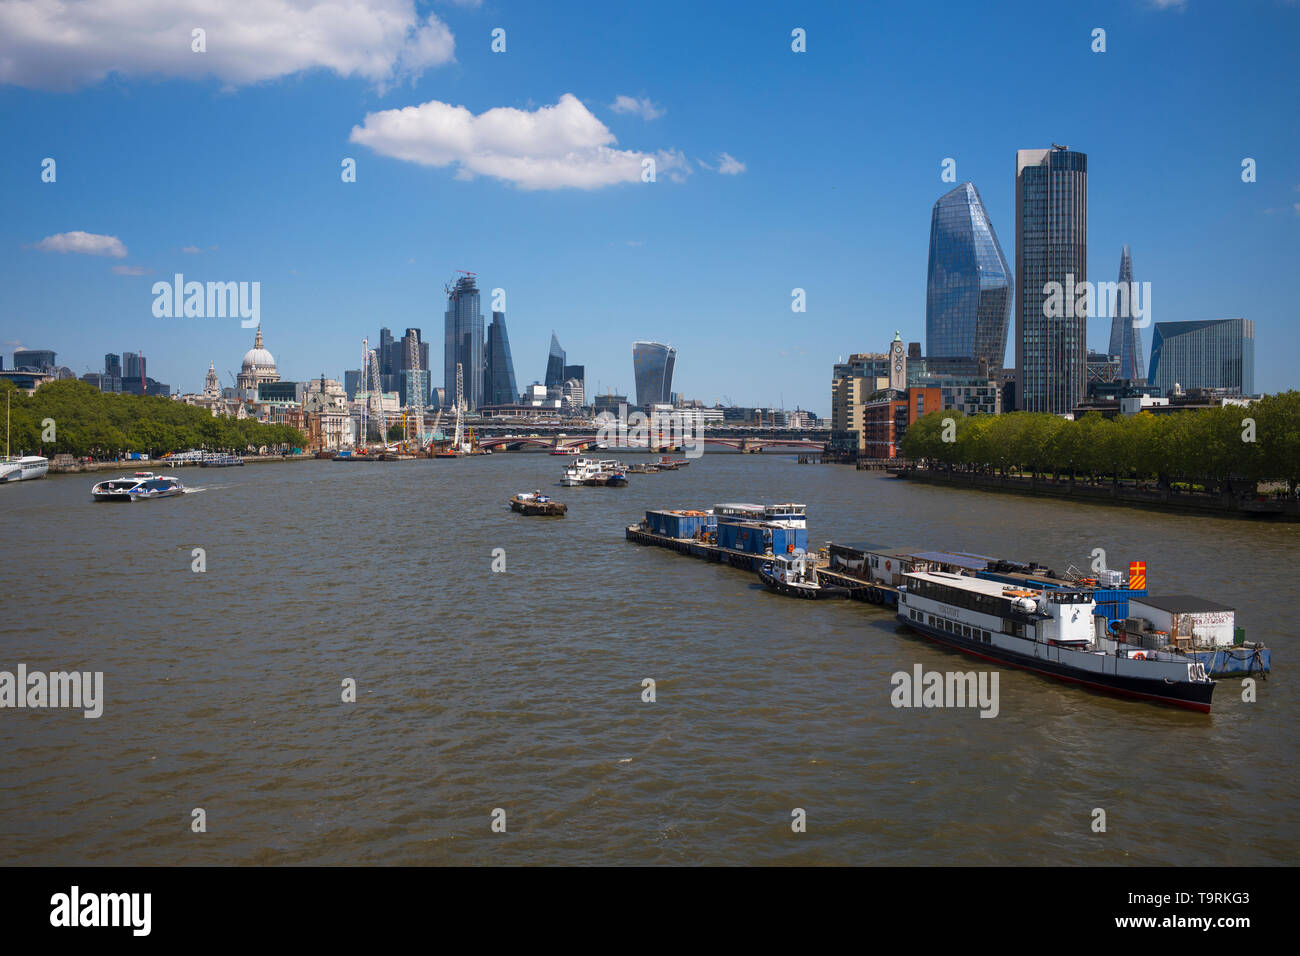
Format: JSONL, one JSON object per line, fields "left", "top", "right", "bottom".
{"left": 1, "top": 454, "right": 1295, "bottom": 865}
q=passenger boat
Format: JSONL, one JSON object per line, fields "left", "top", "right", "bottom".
{"left": 0, "top": 455, "right": 49, "bottom": 482}
{"left": 550, "top": 446, "right": 581, "bottom": 456}
{"left": 561, "top": 457, "right": 599, "bottom": 486}
{"left": 91, "top": 472, "right": 186, "bottom": 502}
{"left": 713, "top": 502, "right": 807, "bottom": 529}
{"left": 1, "top": 393, "right": 47, "bottom": 482}
{"left": 759, "top": 550, "right": 852, "bottom": 599}
{"left": 200, "top": 453, "right": 244, "bottom": 467}
{"left": 510, "top": 490, "right": 567, "bottom": 516}
{"left": 897, "top": 570, "right": 1215, "bottom": 712}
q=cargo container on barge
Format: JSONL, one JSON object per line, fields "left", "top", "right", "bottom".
{"left": 626, "top": 504, "right": 808, "bottom": 571}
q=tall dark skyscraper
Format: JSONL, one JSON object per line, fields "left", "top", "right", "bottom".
{"left": 632, "top": 341, "right": 676, "bottom": 406}
{"left": 485, "top": 311, "right": 519, "bottom": 406}
{"left": 104, "top": 353, "right": 121, "bottom": 377}
{"left": 926, "top": 182, "right": 1012, "bottom": 375}
{"left": 1107, "top": 245, "right": 1145, "bottom": 382}
{"left": 544, "top": 333, "right": 566, "bottom": 388}
{"left": 122, "top": 351, "right": 145, "bottom": 383}
{"left": 444, "top": 275, "right": 484, "bottom": 409}
{"left": 378, "top": 327, "right": 396, "bottom": 393}
{"left": 1014, "top": 145, "right": 1088, "bottom": 412}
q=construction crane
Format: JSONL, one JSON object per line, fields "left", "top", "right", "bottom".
{"left": 453, "top": 362, "right": 465, "bottom": 451}
{"left": 358, "top": 338, "right": 388, "bottom": 450}
{"left": 407, "top": 332, "right": 425, "bottom": 453}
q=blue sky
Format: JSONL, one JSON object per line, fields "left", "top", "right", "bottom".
{"left": 2, "top": 0, "right": 1298, "bottom": 414}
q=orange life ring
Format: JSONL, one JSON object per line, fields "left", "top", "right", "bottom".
{"left": 885, "top": 560, "right": 892, "bottom": 572}
{"left": 1131, "top": 651, "right": 1147, "bottom": 660}
{"left": 787, "top": 543, "right": 794, "bottom": 553}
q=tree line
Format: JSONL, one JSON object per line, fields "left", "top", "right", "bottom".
{"left": 899, "top": 391, "right": 1300, "bottom": 494}
{"left": 2, "top": 379, "right": 307, "bottom": 458}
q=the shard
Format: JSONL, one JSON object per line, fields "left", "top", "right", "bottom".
{"left": 1107, "top": 245, "right": 1145, "bottom": 382}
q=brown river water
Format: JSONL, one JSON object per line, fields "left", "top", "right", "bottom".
{"left": 1, "top": 453, "right": 1295, "bottom": 865}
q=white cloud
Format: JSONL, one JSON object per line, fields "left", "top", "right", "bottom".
{"left": 610, "top": 95, "right": 665, "bottom": 121}
{"left": 0, "top": 0, "right": 455, "bottom": 91}
{"left": 181, "top": 245, "right": 202, "bottom": 254}
{"left": 350, "top": 93, "right": 690, "bottom": 189}
{"left": 33, "top": 231, "right": 128, "bottom": 258}
{"left": 1149, "top": 0, "right": 1187, "bottom": 9}
{"left": 716, "top": 152, "right": 746, "bottom": 175}
{"left": 112, "top": 264, "right": 150, "bottom": 275}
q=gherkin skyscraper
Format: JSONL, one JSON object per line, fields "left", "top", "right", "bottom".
{"left": 925, "top": 182, "right": 1012, "bottom": 375}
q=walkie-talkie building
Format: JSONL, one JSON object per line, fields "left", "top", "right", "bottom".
{"left": 444, "top": 275, "right": 484, "bottom": 409}
{"left": 633, "top": 341, "right": 676, "bottom": 406}
{"left": 1014, "top": 146, "right": 1088, "bottom": 413}
{"left": 925, "top": 182, "right": 1012, "bottom": 375}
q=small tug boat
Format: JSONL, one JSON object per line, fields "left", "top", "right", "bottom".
{"left": 759, "top": 550, "right": 852, "bottom": 599}
{"left": 658, "top": 456, "right": 689, "bottom": 469}
{"left": 510, "top": 490, "right": 567, "bottom": 516}
{"left": 92, "top": 472, "right": 185, "bottom": 502}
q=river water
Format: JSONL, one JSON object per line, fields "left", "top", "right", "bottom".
{"left": 1, "top": 453, "right": 1295, "bottom": 865}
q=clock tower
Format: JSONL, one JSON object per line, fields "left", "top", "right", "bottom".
{"left": 888, "top": 331, "right": 906, "bottom": 391}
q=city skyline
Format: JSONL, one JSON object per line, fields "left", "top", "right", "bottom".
{"left": 3, "top": 2, "right": 1299, "bottom": 413}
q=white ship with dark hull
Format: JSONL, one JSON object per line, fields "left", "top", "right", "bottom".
{"left": 898, "top": 570, "right": 1215, "bottom": 712}
{"left": 91, "top": 472, "right": 185, "bottom": 501}
{"left": 0, "top": 456, "right": 49, "bottom": 482}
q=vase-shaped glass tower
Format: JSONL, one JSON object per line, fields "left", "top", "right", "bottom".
{"left": 925, "top": 182, "right": 1012, "bottom": 376}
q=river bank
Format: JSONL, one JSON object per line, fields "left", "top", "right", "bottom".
{"left": 888, "top": 465, "right": 1300, "bottom": 520}
{"left": 47, "top": 454, "right": 314, "bottom": 474}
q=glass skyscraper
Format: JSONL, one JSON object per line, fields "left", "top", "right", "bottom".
{"left": 925, "top": 182, "right": 1011, "bottom": 375}
{"left": 1014, "top": 146, "right": 1088, "bottom": 413}
{"left": 444, "top": 276, "right": 484, "bottom": 409}
{"left": 545, "top": 333, "right": 566, "bottom": 388}
{"left": 1106, "top": 245, "right": 1145, "bottom": 382}
{"left": 632, "top": 341, "right": 676, "bottom": 406}
{"left": 485, "top": 311, "right": 519, "bottom": 406}
{"left": 1148, "top": 318, "right": 1255, "bottom": 396}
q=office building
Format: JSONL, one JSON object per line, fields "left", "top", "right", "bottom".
{"left": 12, "top": 349, "right": 56, "bottom": 370}
{"left": 1014, "top": 145, "right": 1088, "bottom": 412}
{"left": 485, "top": 311, "right": 519, "bottom": 407}
{"left": 1148, "top": 319, "right": 1255, "bottom": 396}
{"left": 1107, "top": 246, "right": 1145, "bottom": 382}
{"left": 926, "top": 182, "right": 1012, "bottom": 376}
{"left": 444, "top": 275, "right": 485, "bottom": 410}
{"left": 545, "top": 333, "right": 566, "bottom": 389}
{"left": 632, "top": 341, "right": 676, "bottom": 407}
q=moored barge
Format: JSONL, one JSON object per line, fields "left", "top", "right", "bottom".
{"left": 897, "top": 570, "right": 1215, "bottom": 712}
